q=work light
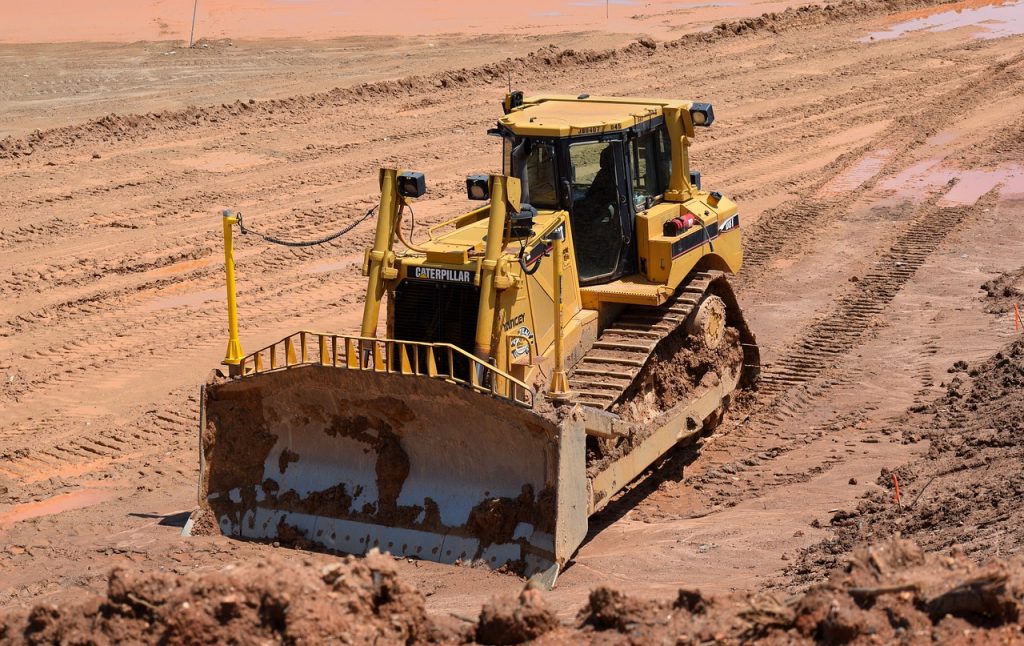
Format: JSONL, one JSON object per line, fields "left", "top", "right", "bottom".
{"left": 398, "top": 171, "right": 426, "bottom": 198}
{"left": 689, "top": 103, "right": 715, "bottom": 127}
{"left": 466, "top": 174, "right": 489, "bottom": 201}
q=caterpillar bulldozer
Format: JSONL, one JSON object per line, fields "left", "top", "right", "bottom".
{"left": 194, "top": 92, "right": 759, "bottom": 587}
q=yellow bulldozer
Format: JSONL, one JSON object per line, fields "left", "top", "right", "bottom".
{"left": 193, "top": 92, "right": 759, "bottom": 587}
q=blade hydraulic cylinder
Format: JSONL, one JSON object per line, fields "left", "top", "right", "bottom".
{"left": 547, "top": 229, "right": 572, "bottom": 401}
{"left": 361, "top": 168, "right": 401, "bottom": 337}
{"left": 221, "top": 210, "right": 245, "bottom": 373}
{"left": 473, "top": 175, "right": 509, "bottom": 362}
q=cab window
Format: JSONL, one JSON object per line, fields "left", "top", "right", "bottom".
{"left": 630, "top": 127, "right": 672, "bottom": 209}
{"left": 524, "top": 144, "right": 559, "bottom": 208}
{"left": 504, "top": 138, "right": 559, "bottom": 209}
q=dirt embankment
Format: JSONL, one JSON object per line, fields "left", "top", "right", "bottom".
{"left": 0, "top": 549, "right": 462, "bottom": 645}
{"left": 0, "top": 0, "right": 965, "bottom": 161}
{"left": 4, "top": 538, "right": 1024, "bottom": 644}
{"left": 792, "top": 320, "right": 1024, "bottom": 584}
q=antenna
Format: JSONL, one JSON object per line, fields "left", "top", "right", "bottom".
{"left": 507, "top": 70, "right": 512, "bottom": 94}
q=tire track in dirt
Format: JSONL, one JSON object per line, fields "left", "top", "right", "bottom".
{"left": 757, "top": 193, "right": 981, "bottom": 399}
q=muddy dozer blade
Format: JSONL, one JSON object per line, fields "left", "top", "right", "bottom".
{"left": 199, "top": 365, "right": 588, "bottom": 584}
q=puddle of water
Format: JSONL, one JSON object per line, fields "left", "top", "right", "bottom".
{"left": 304, "top": 252, "right": 364, "bottom": 275}
{"left": 926, "top": 131, "right": 959, "bottom": 146}
{"left": 0, "top": 488, "right": 116, "bottom": 526}
{"left": 863, "top": 0, "right": 1024, "bottom": 41}
{"left": 818, "top": 149, "right": 894, "bottom": 195}
{"left": 998, "top": 172, "right": 1024, "bottom": 199}
{"left": 879, "top": 159, "right": 1024, "bottom": 206}
{"left": 145, "top": 287, "right": 222, "bottom": 311}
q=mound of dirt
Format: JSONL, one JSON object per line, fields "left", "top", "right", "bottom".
{"left": 476, "top": 589, "right": 559, "bottom": 645}
{"left": 981, "top": 267, "right": 1024, "bottom": 314}
{"left": 556, "top": 539, "right": 1024, "bottom": 643}
{"left": 792, "top": 337, "right": 1024, "bottom": 584}
{"left": 0, "top": 549, "right": 467, "bottom": 645}
{"left": 0, "top": 0, "right": 964, "bottom": 161}
{"left": 3, "top": 538, "right": 1022, "bottom": 644}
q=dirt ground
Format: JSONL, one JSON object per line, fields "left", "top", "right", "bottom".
{"left": 4, "top": 538, "right": 1024, "bottom": 643}
{"left": 2, "top": 0, "right": 1024, "bottom": 638}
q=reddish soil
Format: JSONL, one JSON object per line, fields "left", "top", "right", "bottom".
{"left": 791, "top": 334, "right": 1024, "bottom": 585}
{"left": 4, "top": 538, "right": 1024, "bottom": 643}
{"left": 2, "top": 0, "right": 1024, "bottom": 641}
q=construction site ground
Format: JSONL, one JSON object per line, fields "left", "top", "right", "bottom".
{"left": 2, "top": 0, "right": 1024, "bottom": 637}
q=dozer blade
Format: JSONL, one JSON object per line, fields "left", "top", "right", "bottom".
{"left": 197, "top": 365, "right": 588, "bottom": 584}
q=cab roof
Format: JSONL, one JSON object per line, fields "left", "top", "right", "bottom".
{"left": 497, "top": 95, "right": 692, "bottom": 138}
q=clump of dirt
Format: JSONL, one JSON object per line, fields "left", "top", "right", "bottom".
{"left": 981, "top": 267, "right": 1024, "bottom": 314}
{"left": 585, "top": 326, "right": 742, "bottom": 478}
{"left": 0, "top": 549, "right": 465, "bottom": 645}
{"left": 791, "top": 338, "right": 1024, "bottom": 584}
{"left": 476, "top": 589, "right": 559, "bottom": 645}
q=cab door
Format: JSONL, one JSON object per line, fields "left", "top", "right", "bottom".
{"left": 565, "top": 138, "right": 633, "bottom": 285}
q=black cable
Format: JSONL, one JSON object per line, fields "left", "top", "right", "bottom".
{"left": 518, "top": 238, "right": 546, "bottom": 276}
{"left": 237, "top": 205, "right": 377, "bottom": 247}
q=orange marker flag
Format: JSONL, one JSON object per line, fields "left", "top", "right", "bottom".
{"left": 892, "top": 473, "right": 902, "bottom": 512}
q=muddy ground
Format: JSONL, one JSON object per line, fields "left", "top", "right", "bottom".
{"left": 2, "top": 0, "right": 1024, "bottom": 639}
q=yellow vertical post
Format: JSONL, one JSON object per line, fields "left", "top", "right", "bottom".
{"left": 547, "top": 229, "right": 573, "bottom": 401}
{"left": 360, "top": 168, "right": 400, "bottom": 337}
{"left": 473, "top": 175, "right": 509, "bottom": 364}
{"left": 664, "top": 106, "right": 694, "bottom": 202}
{"left": 221, "top": 210, "right": 245, "bottom": 374}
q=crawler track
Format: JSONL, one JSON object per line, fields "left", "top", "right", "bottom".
{"left": 569, "top": 271, "right": 758, "bottom": 410}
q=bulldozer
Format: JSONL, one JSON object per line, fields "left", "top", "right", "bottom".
{"left": 194, "top": 92, "right": 759, "bottom": 587}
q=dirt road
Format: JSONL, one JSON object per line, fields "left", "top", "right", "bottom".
{"left": 2, "top": 0, "right": 1023, "bottom": 620}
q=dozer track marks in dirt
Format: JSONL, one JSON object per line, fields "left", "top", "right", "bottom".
{"left": 570, "top": 271, "right": 759, "bottom": 410}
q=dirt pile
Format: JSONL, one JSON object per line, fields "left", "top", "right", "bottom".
{"left": 982, "top": 267, "right": 1024, "bottom": 315}
{"left": 476, "top": 590, "right": 559, "bottom": 645}
{"left": 550, "top": 539, "right": 1024, "bottom": 643}
{"left": 793, "top": 336, "right": 1024, "bottom": 583}
{"left": 0, "top": 549, "right": 467, "bottom": 645}
{"left": 5, "top": 539, "right": 1023, "bottom": 644}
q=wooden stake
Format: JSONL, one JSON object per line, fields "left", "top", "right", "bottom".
{"left": 189, "top": 0, "right": 198, "bottom": 48}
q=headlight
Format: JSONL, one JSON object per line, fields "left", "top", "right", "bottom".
{"left": 397, "top": 171, "right": 426, "bottom": 198}
{"left": 466, "top": 174, "right": 489, "bottom": 201}
{"left": 689, "top": 102, "right": 715, "bottom": 127}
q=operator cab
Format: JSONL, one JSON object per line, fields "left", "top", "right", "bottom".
{"left": 495, "top": 97, "right": 675, "bottom": 286}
